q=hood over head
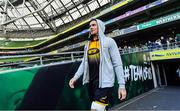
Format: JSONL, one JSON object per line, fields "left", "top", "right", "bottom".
{"left": 96, "top": 19, "right": 106, "bottom": 33}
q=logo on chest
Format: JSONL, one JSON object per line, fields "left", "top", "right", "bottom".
{"left": 88, "top": 48, "right": 100, "bottom": 55}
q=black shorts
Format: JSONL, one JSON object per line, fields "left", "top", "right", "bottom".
{"left": 87, "top": 83, "right": 113, "bottom": 106}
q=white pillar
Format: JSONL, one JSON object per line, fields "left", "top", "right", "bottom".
{"left": 40, "top": 56, "right": 43, "bottom": 65}
{"left": 151, "top": 62, "right": 158, "bottom": 88}
{"left": 162, "top": 64, "right": 168, "bottom": 86}
{"left": 156, "top": 64, "right": 162, "bottom": 86}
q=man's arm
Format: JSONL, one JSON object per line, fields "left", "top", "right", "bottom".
{"left": 109, "top": 38, "right": 125, "bottom": 88}
{"left": 109, "top": 38, "right": 127, "bottom": 100}
{"left": 69, "top": 56, "right": 85, "bottom": 88}
{"left": 69, "top": 57, "right": 84, "bottom": 88}
{"left": 73, "top": 56, "right": 85, "bottom": 81}
{"left": 69, "top": 45, "right": 86, "bottom": 88}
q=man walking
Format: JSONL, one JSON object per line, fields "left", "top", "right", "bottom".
{"left": 69, "top": 19, "right": 126, "bottom": 111}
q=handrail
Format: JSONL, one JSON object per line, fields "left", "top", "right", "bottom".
{"left": 0, "top": 51, "right": 83, "bottom": 59}
{"left": 120, "top": 41, "right": 180, "bottom": 54}
{"left": 0, "top": 41, "right": 179, "bottom": 71}
{"left": 0, "top": 51, "right": 84, "bottom": 69}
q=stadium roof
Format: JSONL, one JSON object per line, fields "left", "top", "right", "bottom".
{"left": 0, "top": 0, "right": 111, "bottom": 33}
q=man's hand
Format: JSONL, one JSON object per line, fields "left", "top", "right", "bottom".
{"left": 118, "top": 88, "right": 127, "bottom": 100}
{"left": 69, "top": 78, "right": 76, "bottom": 88}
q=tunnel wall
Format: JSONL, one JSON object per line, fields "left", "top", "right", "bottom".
{"left": 0, "top": 52, "right": 154, "bottom": 110}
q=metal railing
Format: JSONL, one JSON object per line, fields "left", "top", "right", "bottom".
{"left": 0, "top": 51, "right": 84, "bottom": 71}
{"left": 0, "top": 41, "right": 179, "bottom": 71}
{"left": 120, "top": 41, "right": 180, "bottom": 54}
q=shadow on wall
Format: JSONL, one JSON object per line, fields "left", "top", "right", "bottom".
{"left": 16, "top": 61, "right": 91, "bottom": 110}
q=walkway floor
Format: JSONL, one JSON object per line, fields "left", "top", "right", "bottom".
{"left": 111, "top": 86, "right": 180, "bottom": 110}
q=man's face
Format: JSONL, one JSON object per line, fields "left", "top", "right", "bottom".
{"left": 90, "top": 20, "right": 98, "bottom": 36}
